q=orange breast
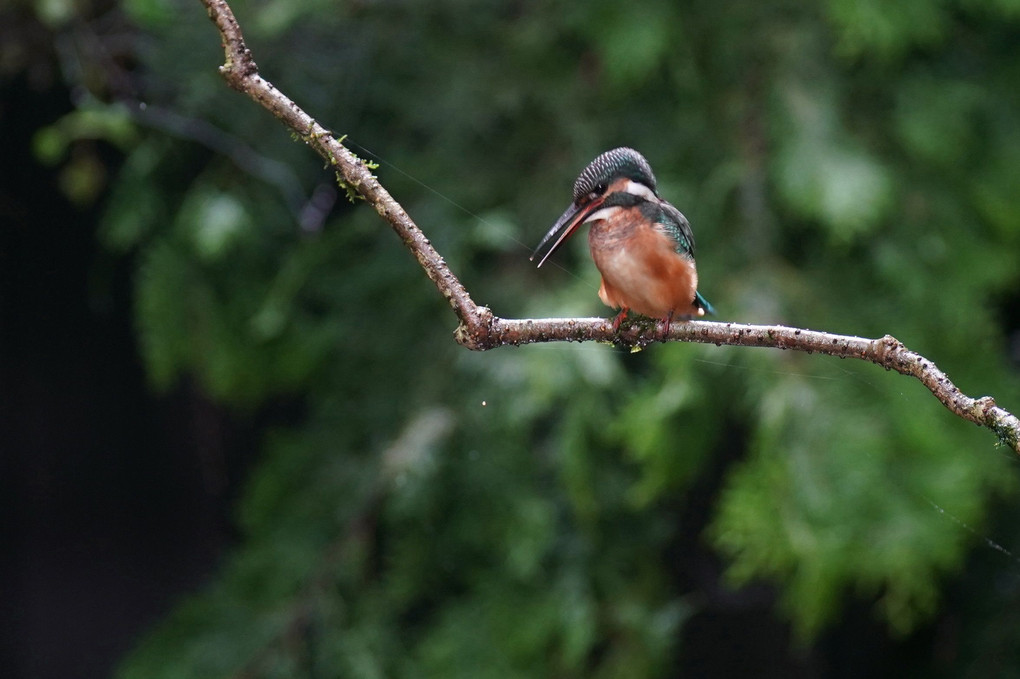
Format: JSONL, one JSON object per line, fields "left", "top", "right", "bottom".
{"left": 589, "top": 222, "right": 700, "bottom": 319}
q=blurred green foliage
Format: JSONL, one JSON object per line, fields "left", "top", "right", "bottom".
{"left": 17, "top": 0, "right": 1020, "bottom": 674}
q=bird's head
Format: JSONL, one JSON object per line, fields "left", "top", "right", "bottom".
{"left": 532, "top": 147, "right": 658, "bottom": 267}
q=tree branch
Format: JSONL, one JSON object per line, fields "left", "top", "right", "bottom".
{"left": 198, "top": 0, "right": 1020, "bottom": 454}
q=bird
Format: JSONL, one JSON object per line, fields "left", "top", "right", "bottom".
{"left": 532, "top": 147, "right": 714, "bottom": 332}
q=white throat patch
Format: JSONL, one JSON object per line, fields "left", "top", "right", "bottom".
{"left": 583, "top": 206, "right": 622, "bottom": 223}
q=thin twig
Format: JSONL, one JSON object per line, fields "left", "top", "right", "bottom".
{"left": 197, "top": 0, "right": 1020, "bottom": 453}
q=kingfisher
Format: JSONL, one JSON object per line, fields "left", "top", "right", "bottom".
{"left": 532, "top": 147, "right": 714, "bottom": 331}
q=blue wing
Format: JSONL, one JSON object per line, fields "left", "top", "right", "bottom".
{"left": 641, "top": 200, "right": 695, "bottom": 257}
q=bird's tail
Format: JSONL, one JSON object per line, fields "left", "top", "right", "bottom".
{"left": 694, "top": 290, "right": 715, "bottom": 316}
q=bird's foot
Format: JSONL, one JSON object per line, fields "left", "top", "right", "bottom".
{"left": 660, "top": 311, "right": 674, "bottom": 341}
{"left": 611, "top": 308, "right": 630, "bottom": 332}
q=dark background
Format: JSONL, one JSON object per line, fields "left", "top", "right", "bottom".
{"left": 2, "top": 77, "right": 234, "bottom": 677}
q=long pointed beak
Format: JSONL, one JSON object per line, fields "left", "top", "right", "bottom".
{"left": 531, "top": 198, "right": 603, "bottom": 268}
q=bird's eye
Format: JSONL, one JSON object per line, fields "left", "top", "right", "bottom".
{"left": 577, "top": 185, "right": 604, "bottom": 206}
